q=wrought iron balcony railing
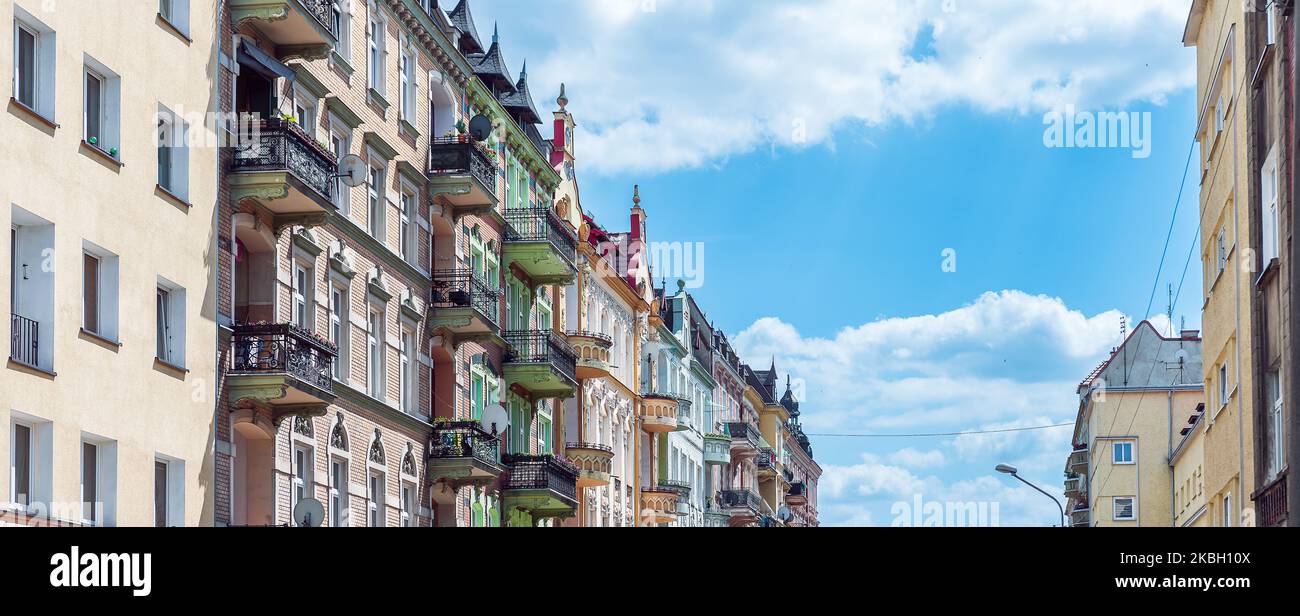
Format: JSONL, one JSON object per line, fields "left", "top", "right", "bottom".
{"left": 230, "top": 323, "right": 336, "bottom": 393}
{"left": 717, "top": 489, "right": 764, "bottom": 512}
{"left": 725, "top": 421, "right": 762, "bottom": 449}
{"left": 427, "top": 136, "right": 497, "bottom": 193}
{"left": 755, "top": 448, "right": 777, "bottom": 471}
{"left": 788, "top": 482, "right": 808, "bottom": 499}
{"left": 503, "top": 330, "right": 578, "bottom": 385}
{"left": 504, "top": 207, "right": 578, "bottom": 261}
{"left": 431, "top": 269, "right": 501, "bottom": 326}
{"left": 232, "top": 118, "right": 337, "bottom": 204}
{"left": 659, "top": 479, "right": 692, "bottom": 499}
{"left": 428, "top": 422, "right": 501, "bottom": 466}
{"left": 502, "top": 454, "right": 579, "bottom": 502}
{"left": 1254, "top": 471, "right": 1288, "bottom": 528}
{"left": 10, "top": 313, "right": 38, "bottom": 367}
{"left": 299, "top": 0, "right": 337, "bottom": 34}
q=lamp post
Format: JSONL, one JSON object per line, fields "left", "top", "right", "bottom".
{"left": 996, "top": 464, "right": 1066, "bottom": 528}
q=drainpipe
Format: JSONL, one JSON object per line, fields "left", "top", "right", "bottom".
{"left": 1232, "top": 31, "right": 1247, "bottom": 528}
{"left": 1290, "top": 7, "right": 1300, "bottom": 527}
{"left": 1169, "top": 389, "right": 1175, "bottom": 526}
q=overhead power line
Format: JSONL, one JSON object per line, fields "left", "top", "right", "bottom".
{"left": 807, "top": 423, "right": 1073, "bottom": 439}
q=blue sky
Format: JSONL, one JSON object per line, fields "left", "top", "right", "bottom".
{"left": 461, "top": 0, "right": 1201, "bottom": 526}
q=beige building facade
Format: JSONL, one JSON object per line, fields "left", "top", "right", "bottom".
{"left": 2, "top": 0, "right": 218, "bottom": 526}
{"left": 1066, "top": 322, "right": 1203, "bottom": 527}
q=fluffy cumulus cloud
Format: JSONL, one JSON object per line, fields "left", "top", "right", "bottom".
{"left": 517, "top": 0, "right": 1193, "bottom": 174}
{"left": 732, "top": 290, "right": 1143, "bottom": 526}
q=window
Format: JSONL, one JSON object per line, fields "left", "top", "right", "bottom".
{"left": 537, "top": 404, "right": 552, "bottom": 454}
{"left": 292, "top": 262, "right": 313, "bottom": 330}
{"left": 155, "top": 280, "right": 186, "bottom": 366}
{"left": 292, "top": 444, "right": 313, "bottom": 510}
{"left": 368, "top": 309, "right": 384, "bottom": 398}
{"left": 330, "top": 286, "right": 348, "bottom": 381}
{"left": 368, "top": 163, "right": 385, "bottom": 239}
{"left": 158, "top": 0, "right": 189, "bottom": 35}
{"left": 154, "top": 460, "right": 169, "bottom": 527}
{"left": 1262, "top": 146, "right": 1280, "bottom": 263}
{"left": 400, "top": 482, "right": 414, "bottom": 527}
{"left": 399, "top": 328, "right": 414, "bottom": 414}
{"left": 368, "top": 472, "right": 385, "bottom": 527}
{"left": 1112, "top": 441, "right": 1134, "bottom": 465}
{"left": 82, "top": 57, "right": 120, "bottom": 156}
{"left": 330, "top": 458, "right": 348, "bottom": 527}
{"left": 1267, "top": 371, "right": 1284, "bottom": 479}
{"left": 13, "top": 7, "right": 55, "bottom": 119}
{"left": 470, "top": 370, "right": 484, "bottom": 421}
{"left": 1217, "top": 228, "right": 1228, "bottom": 274}
{"left": 84, "top": 70, "right": 102, "bottom": 144}
{"left": 399, "top": 46, "right": 415, "bottom": 121}
{"left": 157, "top": 106, "right": 190, "bottom": 199}
{"left": 12, "top": 423, "right": 31, "bottom": 508}
{"left": 332, "top": 1, "right": 352, "bottom": 61}
{"left": 1223, "top": 493, "right": 1233, "bottom": 527}
{"left": 399, "top": 189, "right": 414, "bottom": 262}
{"left": 81, "top": 442, "right": 98, "bottom": 524}
{"left": 1113, "top": 496, "right": 1135, "bottom": 521}
{"left": 330, "top": 120, "right": 351, "bottom": 212}
{"left": 367, "top": 13, "right": 386, "bottom": 94}
{"left": 1219, "top": 363, "right": 1230, "bottom": 408}
{"left": 1267, "top": 0, "right": 1278, "bottom": 46}
{"left": 293, "top": 89, "right": 316, "bottom": 135}
{"left": 83, "top": 253, "right": 100, "bottom": 334}
{"left": 1214, "top": 92, "right": 1226, "bottom": 134}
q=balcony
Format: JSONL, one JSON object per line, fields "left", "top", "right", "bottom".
{"left": 725, "top": 422, "right": 761, "bottom": 462}
{"left": 1064, "top": 475, "right": 1085, "bottom": 500}
{"left": 427, "top": 137, "right": 499, "bottom": 220}
{"left": 786, "top": 482, "right": 809, "bottom": 506}
{"left": 429, "top": 270, "right": 501, "bottom": 343}
{"left": 1068, "top": 446, "right": 1089, "bottom": 474}
{"left": 503, "top": 207, "right": 578, "bottom": 286}
{"left": 1253, "top": 471, "right": 1288, "bottom": 528}
{"left": 501, "top": 455, "right": 579, "bottom": 522}
{"left": 503, "top": 330, "right": 578, "bottom": 400}
{"left": 640, "top": 395, "right": 680, "bottom": 433}
{"left": 755, "top": 448, "right": 778, "bottom": 478}
{"left": 229, "top": 119, "right": 338, "bottom": 230}
{"left": 565, "top": 442, "right": 615, "bottom": 488}
{"left": 1069, "top": 501, "right": 1090, "bottom": 527}
{"left": 675, "top": 397, "right": 693, "bottom": 431}
{"left": 704, "top": 511, "right": 732, "bottom": 528}
{"left": 703, "top": 433, "right": 731, "bottom": 465}
{"left": 566, "top": 331, "right": 613, "bottom": 381}
{"left": 426, "top": 422, "right": 505, "bottom": 502}
{"left": 718, "top": 489, "right": 765, "bottom": 527}
{"left": 9, "top": 313, "right": 38, "bottom": 369}
{"left": 231, "top": 0, "right": 337, "bottom": 59}
{"left": 227, "top": 323, "right": 337, "bottom": 418}
{"left": 640, "top": 486, "right": 681, "bottom": 525}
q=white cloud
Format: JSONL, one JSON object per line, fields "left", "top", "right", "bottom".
{"left": 889, "top": 447, "right": 948, "bottom": 469}
{"left": 516, "top": 0, "right": 1193, "bottom": 174}
{"left": 733, "top": 290, "right": 1144, "bottom": 526}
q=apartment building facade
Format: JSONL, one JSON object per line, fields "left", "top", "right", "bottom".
{"left": 1065, "top": 322, "right": 1203, "bottom": 527}
{"left": 1185, "top": 0, "right": 1297, "bottom": 527}
{"left": 2, "top": 0, "right": 217, "bottom": 527}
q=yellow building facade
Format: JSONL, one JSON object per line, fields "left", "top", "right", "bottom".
{"left": 1067, "top": 322, "right": 1203, "bottom": 527}
{"left": 1185, "top": 0, "right": 1259, "bottom": 528}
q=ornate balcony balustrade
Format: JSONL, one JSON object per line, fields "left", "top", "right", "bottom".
{"left": 1253, "top": 471, "right": 1288, "bottom": 528}
{"left": 786, "top": 482, "right": 809, "bottom": 506}
{"left": 230, "top": 0, "right": 337, "bottom": 57}
{"left": 427, "top": 137, "right": 498, "bottom": 219}
{"left": 229, "top": 119, "right": 338, "bottom": 228}
{"left": 502, "top": 455, "right": 579, "bottom": 520}
{"left": 565, "top": 442, "right": 615, "bottom": 488}
{"left": 503, "top": 330, "right": 578, "bottom": 399}
{"left": 230, "top": 323, "right": 335, "bottom": 393}
{"left": 503, "top": 207, "right": 578, "bottom": 285}
{"left": 429, "top": 270, "right": 501, "bottom": 341}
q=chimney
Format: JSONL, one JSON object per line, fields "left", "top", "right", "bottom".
{"left": 1180, "top": 329, "right": 1201, "bottom": 340}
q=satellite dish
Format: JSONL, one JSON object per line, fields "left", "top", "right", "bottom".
{"left": 336, "top": 154, "right": 367, "bottom": 188}
{"left": 481, "top": 403, "right": 509, "bottom": 437}
{"left": 778, "top": 505, "right": 793, "bottom": 523}
{"left": 293, "top": 498, "right": 325, "bottom": 528}
{"left": 468, "top": 115, "right": 493, "bottom": 142}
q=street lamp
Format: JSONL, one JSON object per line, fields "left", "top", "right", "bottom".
{"left": 996, "top": 464, "right": 1066, "bottom": 528}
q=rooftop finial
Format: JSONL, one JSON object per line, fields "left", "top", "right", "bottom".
{"left": 633, "top": 184, "right": 641, "bottom": 205}
{"left": 520, "top": 59, "right": 527, "bottom": 77}
{"left": 557, "top": 83, "right": 568, "bottom": 110}
{"left": 492, "top": 22, "right": 499, "bottom": 44}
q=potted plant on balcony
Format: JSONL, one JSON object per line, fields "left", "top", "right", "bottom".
{"left": 455, "top": 119, "right": 467, "bottom": 143}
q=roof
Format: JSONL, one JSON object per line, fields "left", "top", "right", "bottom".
{"left": 447, "top": 0, "right": 485, "bottom": 55}
{"left": 1183, "top": 0, "right": 1207, "bottom": 47}
{"left": 498, "top": 62, "right": 542, "bottom": 125}
{"left": 469, "top": 25, "right": 515, "bottom": 94}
